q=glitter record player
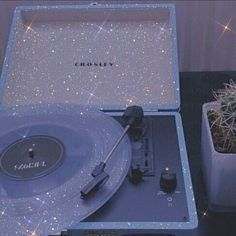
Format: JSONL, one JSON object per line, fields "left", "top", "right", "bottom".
{"left": 0, "top": 3, "right": 198, "bottom": 236}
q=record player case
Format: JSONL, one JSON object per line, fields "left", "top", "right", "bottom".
{"left": 0, "top": 2, "right": 198, "bottom": 236}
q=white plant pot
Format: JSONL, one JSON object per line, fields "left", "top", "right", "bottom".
{"left": 201, "top": 102, "right": 236, "bottom": 212}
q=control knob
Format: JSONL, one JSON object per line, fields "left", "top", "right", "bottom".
{"left": 160, "top": 170, "right": 177, "bottom": 193}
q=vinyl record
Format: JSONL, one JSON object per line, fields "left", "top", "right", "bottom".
{"left": 0, "top": 104, "right": 131, "bottom": 236}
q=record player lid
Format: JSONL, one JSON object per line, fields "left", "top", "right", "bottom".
{"left": 0, "top": 3, "right": 180, "bottom": 111}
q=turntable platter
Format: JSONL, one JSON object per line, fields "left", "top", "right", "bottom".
{"left": 0, "top": 104, "right": 131, "bottom": 236}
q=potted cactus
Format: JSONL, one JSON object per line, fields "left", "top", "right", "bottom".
{"left": 201, "top": 80, "right": 236, "bottom": 212}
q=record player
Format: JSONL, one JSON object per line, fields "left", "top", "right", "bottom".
{"left": 0, "top": 3, "right": 198, "bottom": 236}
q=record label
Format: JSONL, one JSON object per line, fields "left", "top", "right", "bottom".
{"left": 0, "top": 135, "right": 64, "bottom": 180}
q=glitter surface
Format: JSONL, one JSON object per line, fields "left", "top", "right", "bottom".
{"left": 2, "top": 6, "right": 179, "bottom": 110}
{"left": 0, "top": 104, "right": 131, "bottom": 235}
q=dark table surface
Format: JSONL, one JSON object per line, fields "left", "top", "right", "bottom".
{"left": 180, "top": 71, "right": 236, "bottom": 236}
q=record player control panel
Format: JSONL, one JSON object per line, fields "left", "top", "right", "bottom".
{"left": 83, "top": 115, "right": 189, "bottom": 223}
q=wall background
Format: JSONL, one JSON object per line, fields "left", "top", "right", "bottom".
{"left": 0, "top": 0, "right": 236, "bottom": 72}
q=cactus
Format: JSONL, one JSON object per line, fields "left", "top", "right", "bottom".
{"left": 208, "top": 80, "right": 236, "bottom": 153}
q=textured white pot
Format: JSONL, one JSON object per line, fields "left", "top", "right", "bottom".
{"left": 201, "top": 102, "right": 236, "bottom": 212}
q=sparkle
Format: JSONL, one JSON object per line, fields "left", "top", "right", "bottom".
{"left": 201, "top": 208, "right": 209, "bottom": 218}
{"left": 215, "top": 14, "right": 236, "bottom": 45}
{"left": 126, "top": 98, "right": 133, "bottom": 104}
{"left": 85, "top": 83, "right": 100, "bottom": 104}
{"left": 0, "top": 211, "right": 5, "bottom": 217}
{"left": 22, "top": 13, "right": 38, "bottom": 39}
{"left": 26, "top": 26, "right": 33, "bottom": 33}
{"left": 88, "top": 92, "right": 95, "bottom": 101}
{"left": 94, "top": 13, "right": 110, "bottom": 39}
{"left": 24, "top": 24, "right": 36, "bottom": 34}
